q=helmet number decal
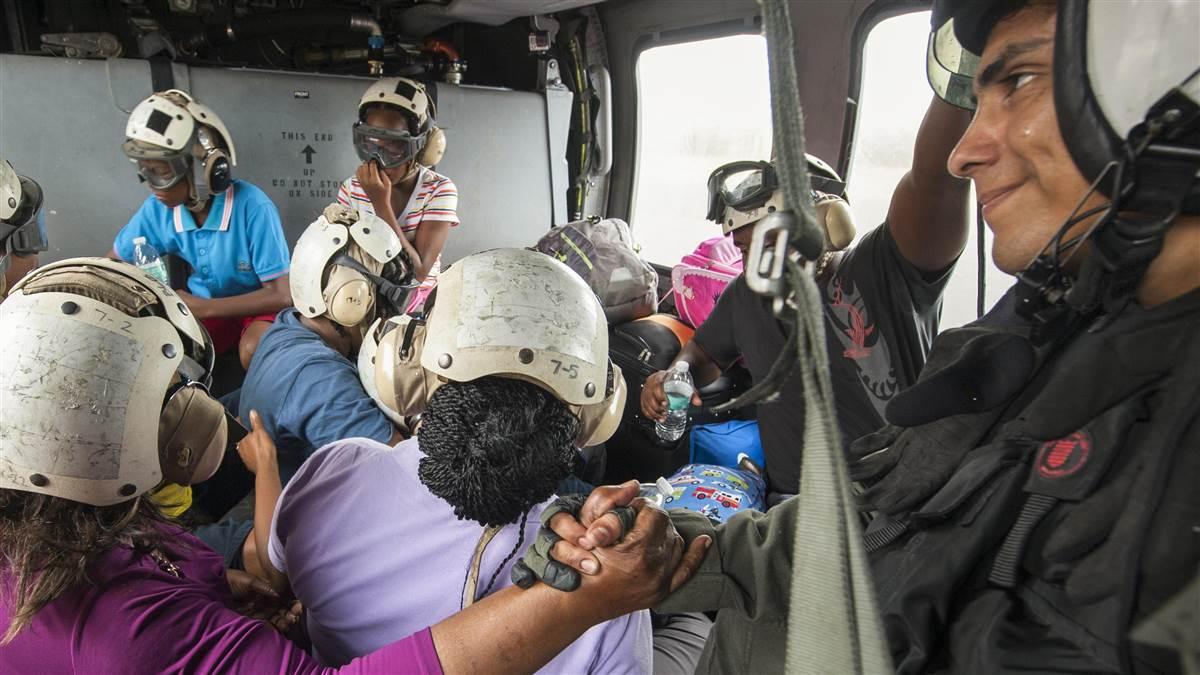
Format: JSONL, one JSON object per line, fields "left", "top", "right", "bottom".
{"left": 551, "top": 359, "right": 579, "bottom": 379}
{"left": 93, "top": 308, "right": 135, "bottom": 335}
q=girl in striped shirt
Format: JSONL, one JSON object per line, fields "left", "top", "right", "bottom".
{"left": 344, "top": 77, "right": 459, "bottom": 313}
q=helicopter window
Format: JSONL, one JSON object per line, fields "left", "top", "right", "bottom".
{"left": 630, "top": 33, "right": 772, "bottom": 266}
{"left": 848, "top": 10, "right": 1007, "bottom": 327}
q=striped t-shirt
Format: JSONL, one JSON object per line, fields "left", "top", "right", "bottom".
{"left": 336, "top": 167, "right": 459, "bottom": 300}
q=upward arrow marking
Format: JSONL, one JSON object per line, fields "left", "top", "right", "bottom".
{"left": 301, "top": 145, "right": 317, "bottom": 164}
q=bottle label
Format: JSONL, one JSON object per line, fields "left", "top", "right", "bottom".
{"left": 140, "top": 262, "right": 169, "bottom": 285}
{"left": 666, "top": 392, "right": 690, "bottom": 412}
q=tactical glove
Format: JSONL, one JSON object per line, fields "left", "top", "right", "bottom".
{"left": 511, "top": 494, "right": 637, "bottom": 591}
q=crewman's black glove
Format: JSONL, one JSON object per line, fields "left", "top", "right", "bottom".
{"left": 511, "top": 493, "right": 637, "bottom": 591}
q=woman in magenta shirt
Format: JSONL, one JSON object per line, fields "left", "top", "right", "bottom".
{"left": 0, "top": 519, "right": 683, "bottom": 674}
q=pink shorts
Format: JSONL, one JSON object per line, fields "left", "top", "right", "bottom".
{"left": 406, "top": 285, "right": 435, "bottom": 314}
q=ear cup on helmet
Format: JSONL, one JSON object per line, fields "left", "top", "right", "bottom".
{"left": 416, "top": 126, "right": 446, "bottom": 167}
{"left": 375, "top": 315, "right": 441, "bottom": 416}
{"left": 815, "top": 194, "right": 857, "bottom": 251}
{"left": 205, "top": 150, "right": 232, "bottom": 193}
{"left": 573, "top": 361, "right": 627, "bottom": 447}
{"left": 159, "top": 384, "right": 228, "bottom": 485}
{"left": 324, "top": 264, "right": 376, "bottom": 327}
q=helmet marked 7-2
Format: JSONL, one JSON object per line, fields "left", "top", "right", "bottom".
{"left": 0, "top": 257, "right": 227, "bottom": 506}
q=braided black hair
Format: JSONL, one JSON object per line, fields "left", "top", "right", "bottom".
{"left": 418, "top": 377, "right": 582, "bottom": 528}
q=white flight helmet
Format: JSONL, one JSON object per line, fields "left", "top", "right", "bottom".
{"left": 354, "top": 77, "right": 446, "bottom": 168}
{"left": 722, "top": 191, "right": 857, "bottom": 252}
{"left": 369, "top": 248, "right": 627, "bottom": 446}
{"left": 0, "top": 257, "right": 227, "bottom": 506}
{"left": 709, "top": 156, "right": 857, "bottom": 250}
{"left": 291, "top": 203, "right": 415, "bottom": 330}
{"left": 122, "top": 89, "right": 237, "bottom": 211}
{"left": 357, "top": 315, "right": 417, "bottom": 428}
{"left": 0, "top": 158, "right": 48, "bottom": 299}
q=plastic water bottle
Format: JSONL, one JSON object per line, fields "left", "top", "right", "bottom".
{"left": 132, "top": 236, "right": 169, "bottom": 285}
{"left": 656, "top": 361, "right": 694, "bottom": 442}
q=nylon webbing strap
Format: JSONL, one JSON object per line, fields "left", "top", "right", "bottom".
{"left": 149, "top": 57, "right": 174, "bottom": 92}
{"left": 462, "top": 525, "right": 503, "bottom": 608}
{"left": 756, "top": 0, "right": 892, "bottom": 671}
{"left": 783, "top": 260, "right": 892, "bottom": 675}
{"left": 863, "top": 518, "right": 909, "bottom": 553}
{"left": 988, "top": 492, "right": 1058, "bottom": 588}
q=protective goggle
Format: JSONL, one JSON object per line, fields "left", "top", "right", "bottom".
{"left": 123, "top": 138, "right": 193, "bottom": 190}
{"left": 1, "top": 179, "right": 47, "bottom": 283}
{"left": 706, "top": 161, "right": 777, "bottom": 222}
{"left": 133, "top": 157, "right": 192, "bottom": 190}
{"left": 706, "top": 160, "right": 846, "bottom": 223}
{"left": 352, "top": 122, "right": 426, "bottom": 169}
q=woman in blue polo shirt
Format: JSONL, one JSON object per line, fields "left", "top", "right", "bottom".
{"left": 111, "top": 89, "right": 291, "bottom": 365}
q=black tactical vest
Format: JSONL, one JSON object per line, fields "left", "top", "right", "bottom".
{"left": 854, "top": 287, "right": 1200, "bottom": 674}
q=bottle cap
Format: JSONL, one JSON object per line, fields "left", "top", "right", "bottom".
{"left": 674, "top": 361, "right": 690, "bottom": 374}
{"left": 133, "top": 236, "right": 147, "bottom": 245}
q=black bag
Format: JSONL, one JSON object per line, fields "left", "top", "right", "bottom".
{"left": 602, "top": 315, "right": 754, "bottom": 483}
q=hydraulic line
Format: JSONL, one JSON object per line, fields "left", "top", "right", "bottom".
{"left": 178, "top": 8, "right": 385, "bottom": 73}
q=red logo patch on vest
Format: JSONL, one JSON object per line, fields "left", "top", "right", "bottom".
{"left": 1036, "top": 431, "right": 1092, "bottom": 479}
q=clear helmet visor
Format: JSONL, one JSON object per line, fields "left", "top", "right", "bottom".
{"left": 352, "top": 122, "right": 424, "bottom": 169}
{"left": 927, "top": 18, "right": 981, "bottom": 111}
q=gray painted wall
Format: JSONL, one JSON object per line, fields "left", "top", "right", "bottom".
{"left": 0, "top": 54, "right": 566, "bottom": 266}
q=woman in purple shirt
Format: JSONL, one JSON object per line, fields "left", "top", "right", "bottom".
{"left": 0, "top": 258, "right": 707, "bottom": 674}
{"left": 245, "top": 250, "right": 653, "bottom": 671}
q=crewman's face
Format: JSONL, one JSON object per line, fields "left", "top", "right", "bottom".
{"left": 946, "top": 5, "right": 1107, "bottom": 274}
{"left": 732, "top": 223, "right": 755, "bottom": 260}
